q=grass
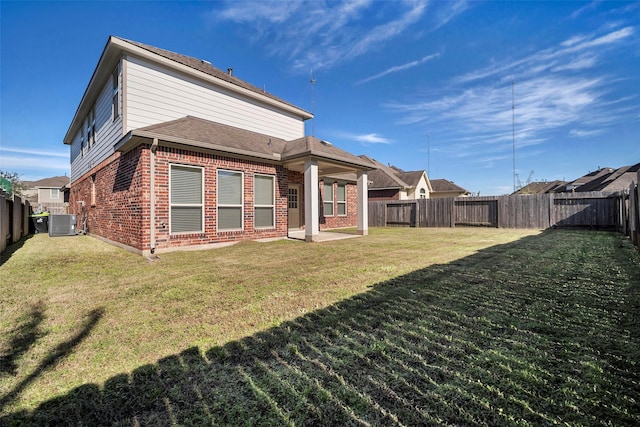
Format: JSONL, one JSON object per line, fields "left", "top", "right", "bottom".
{"left": 0, "top": 227, "right": 639, "bottom": 426}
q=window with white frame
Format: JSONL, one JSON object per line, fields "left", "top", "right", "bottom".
{"left": 88, "top": 106, "right": 96, "bottom": 148}
{"left": 420, "top": 188, "right": 426, "bottom": 199}
{"left": 85, "top": 113, "right": 92, "bottom": 150}
{"left": 112, "top": 66, "right": 120, "bottom": 120}
{"left": 323, "top": 182, "right": 334, "bottom": 216}
{"left": 337, "top": 183, "right": 347, "bottom": 216}
{"left": 170, "top": 165, "right": 203, "bottom": 234}
{"left": 218, "top": 170, "right": 243, "bottom": 230}
{"left": 50, "top": 188, "right": 59, "bottom": 200}
{"left": 254, "top": 174, "right": 275, "bottom": 228}
{"left": 80, "top": 126, "right": 86, "bottom": 157}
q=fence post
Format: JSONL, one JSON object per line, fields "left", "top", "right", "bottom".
{"left": 630, "top": 180, "right": 638, "bottom": 246}
{"left": 450, "top": 198, "right": 455, "bottom": 228}
{"left": 634, "top": 170, "right": 640, "bottom": 246}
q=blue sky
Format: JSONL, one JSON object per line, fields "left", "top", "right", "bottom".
{"left": 1, "top": 1, "right": 639, "bottom": 195}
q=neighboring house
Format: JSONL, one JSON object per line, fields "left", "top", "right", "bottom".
{"left": 512, "top": 180, "right": 567, "bottom": 195}
{"left": 564, "top": 163, "right": 640, "bottom": 193}
{"left": 64, "top": 36, "right": 372, "bottom": 256}
{"left": 429, "top": 179, "right": 470, "bottom": 198}
{"left": 361, "top": 156, "right": 432, "bottom": 201}
{"left": 22, "top": 176, "right": 70, "bottom": 213}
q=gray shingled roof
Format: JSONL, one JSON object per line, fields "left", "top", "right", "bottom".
{"left": 359, "top": 155, "right": 411, "bottom": 189}
{"left": 397, "top": 171, "right": 425, "bottom": 187}
{"left": 122, "top": 116, "right": 372, "bottom": 169}
{"left": 430, "top": 179, "right": 469, "bottom": 193}
{"left": 513, "top": 180, "right": 567, "bottom": 195}
{"left": 135, "top": 116, "right": 287, "bottom": 159}
{"left": 569, "top": 163, "right": 640, "bottom": 192}
{"left": 23, "top": 176, "right": 70, "bottom": 189}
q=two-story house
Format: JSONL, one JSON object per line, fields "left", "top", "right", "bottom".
{"left": 64, "top": 36, "right": 371, "bottom": 256}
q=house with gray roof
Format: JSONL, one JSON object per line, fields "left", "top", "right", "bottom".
{"left": 64, "top": 36, "right": 372, "bottom": 255}
{"left": 429, "top": 179, "right": 470, "bottom": 198}
{"left": 361, "top": 156, "right": 432, "bottom": 201}
{"left": 564, "top": 163, "right": 640, "bottom": 193}
{"left": 22, "top": 175, "right": 70, "bottom": 213}
{"left": 512, "top": 180, "right": 567, "bottom": 195}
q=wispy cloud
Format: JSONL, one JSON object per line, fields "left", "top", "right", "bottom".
{"left": 358, "top": 52, "right": 440, "bottom": 84}
{"left": 569, "top": 129, "right": 604, "bottom": 138}
{"left": 0, "top": 146, "right": 68, "bottom": 158}
{"left": 354, "top": 133, "right": 393, "bottom": 144}
{"left": 215, "top": 0, "right": 434, "bottom": 72}
{"left": 0, "top": 155, "right": 70, "bottom": 171}
{"left": 387, "top": 23, "right": 637, "bottom": 165}
{"left": 455, "top": 26, "right": 634, "bottom": 84}
{"left": 334, "top": 131, "right": 393, "bottom": 145}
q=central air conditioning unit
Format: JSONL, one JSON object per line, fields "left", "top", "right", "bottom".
{"left": 48, "top": 214, "right": 78, "bottom": 237}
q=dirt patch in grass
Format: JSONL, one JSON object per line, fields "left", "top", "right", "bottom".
{"left": 1, "top": 228, "right": 639, "bottom": 425}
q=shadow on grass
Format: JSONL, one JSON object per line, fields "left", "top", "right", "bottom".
{"left": 0, "top": 302, "right": 46, "bottom": 376}
{"left": 0, "top": 234, "right": 33, "bottom": 267}
{"left": 0, "top": 308, "right": 104, "bottom": 413}
{"left": 2, "top": 231, "right": 640, "bottom": 426}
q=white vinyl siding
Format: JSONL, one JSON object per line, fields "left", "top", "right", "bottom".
{"left": 218, "top": 170, "right": 243, "bottom": 230}
{"left": 254, "top": 174, "right": 275, "bottom": 228}
{"left": 170, "top": 165, "right": 203, "bottom": 234}
{"left": 337, "top": 183, "right": 346, "bottom": 216}
{"left": 70, "top": 62, "right": 123, "bottom": 182}
{"left": 125, "top": 55, "right": 305, "bottom": 140}
{"left": 323, "top": 183, "right": 334, "bottom": 217}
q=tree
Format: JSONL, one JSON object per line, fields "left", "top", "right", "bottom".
{"left": 0, "top": 170, "right": 28, "bottom": 197}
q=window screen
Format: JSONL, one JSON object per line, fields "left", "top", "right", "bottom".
{"left": 170, "top": 165, "right": 203, "bottom": 233}
{"left": 323, "top": 182, "right": 334, "bottom": 216}
{"left": 255, "top": 175, "right": 274, "bottom": 228}
{"left": 218, "top": 170, "right": 243, "bottom": 230}
{"left": 337, "top": 183, "right": 346, "bottom": 216}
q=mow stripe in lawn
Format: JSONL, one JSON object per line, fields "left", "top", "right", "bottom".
{"left": 1, "top": 228, "right": 639, "bottom": 426}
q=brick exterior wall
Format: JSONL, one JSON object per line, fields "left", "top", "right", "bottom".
{"left": 70, "top": 147, "right": 148, "bottom": 251}
{"left": 320, "top": 180, "right": 358, "bottom": 229}
{"left": 70, "top": 145, "right": 362, "bottom": 254}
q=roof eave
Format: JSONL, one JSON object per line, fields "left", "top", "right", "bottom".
{"left": 282, "top": 150, "right": 375, "bottom": 171}
{"left": 64, "top": 36, "right": 121, "bottom": 145}
{"left": 115, "top": 130, "right": 282, "bottom": 162}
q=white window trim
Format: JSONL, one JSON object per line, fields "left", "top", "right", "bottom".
{"left": 217, "top": 169, "right": 244, "bottom": 231}
{"left": 337, "top": 183, "right": 347, "bottom": 216}
{"left": 169, "top": 164, "right": 204, "bottom": 235}
{"left": 50, "top": 188, "right": 59, "bottom": 200}
{"left": 112, "top": 65, "right": 120, "bottom": 121}
{"left": 254, "top": 173, "right": 275, "bottom": 229}
{"left": 323, "top": 182, "right": 334, "bottom": 217}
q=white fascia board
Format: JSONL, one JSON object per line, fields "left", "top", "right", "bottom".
{"left": 64, "top": 37, "right": 120, "bottom": 145}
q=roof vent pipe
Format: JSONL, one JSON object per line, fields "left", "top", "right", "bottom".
{"left": 227, "top": 68, "right": 233, "bottom": 75}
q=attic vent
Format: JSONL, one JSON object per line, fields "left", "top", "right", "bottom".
{"left": 227, "top": 67, "right": 233, "bottom": 75}
{"left": 201, "top": 59, "right": 211, "bottom": 65}
{"left": 320, "top": 140, "right": 333, "bottom": 146}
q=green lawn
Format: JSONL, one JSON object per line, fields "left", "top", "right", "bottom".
{"left": 1, "top": 228, "right": 639, "bottom": 426}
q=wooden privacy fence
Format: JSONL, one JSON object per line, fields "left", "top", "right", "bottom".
{"left": 369, "top": 186, "right": 640, "bottom": 248}
{"left": 1, "top": 191, "right": 31, "bottom": 256}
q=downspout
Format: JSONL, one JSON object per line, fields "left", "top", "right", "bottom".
{"left": 150, "top": 138, "right": 158, "bottom": 255}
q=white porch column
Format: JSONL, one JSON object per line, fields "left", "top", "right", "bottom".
{"left": 304, "top": 159, "right": 319, "bottom": 242}
{"left": 357, "top": 170, "right": 368, "bottom": 236}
